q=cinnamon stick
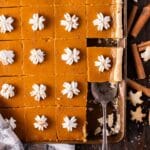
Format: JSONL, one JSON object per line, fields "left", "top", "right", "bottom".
{"left": 131, "top": 4, "right": 150, "bottom": 38}
{"left": 127, "top": 4, "right": 138, "bottom": 34}
{"left": 131, "top": 43, "right": 146, "bottom": 79}
{"left": 127, "top": 79, "right": 150, "bottom": 97}
{"left": 137, "top": 41, "right": 150, "bottom": 52}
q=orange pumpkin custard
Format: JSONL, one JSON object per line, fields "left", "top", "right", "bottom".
{"left": 86, "top": 4, "right": 123, "bottom": 38}
{"left": 86, "top": 0, "right": 122, "bottom": 5}
{"left": 54, "top": 5, "right": 86, "bottom": 39}
{"left": 56, "top": 106, "right": 87, "bottom": 141}
{"left": 23, "top": 75, "right": 55, "bottom": 107}
{"left": 55, "top": 0, "right": 85, "bottom": 5}
{"left": 25, "top": 106, "right": 57, "bottom": 142}
{"left": 21, "top": 6, "right": 54, "bottom": 39}
{"left": 21, "top": 0, "right": 54, "bottom": 6}
{"left": 87, "top": 47, "right": 123, "bottom": 82}
{"left": 55, "top": 38, "right": 87, "bottom": 75}
{"left": 0, "top": 41, "right": 23, "bottom": 76}
{"left": 0, "top": 0, "right": 20, "bottom": 7}
{"left": 56, "top": 74, "right": 87, "bottom": 107}
{"left": 0, "top": 7, "right": 21, "bottom": 40}
{"left": 22, "top": 39, "right": 54, "bottom": 75}
{"left": 0, "top": 77, "right": 24, "bottom": 108}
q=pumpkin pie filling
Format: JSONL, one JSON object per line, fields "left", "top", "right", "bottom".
{"left": 0, "top": 1, "right": 123, "bottom": 142}
{"left": 0, "top": 0, "right": 20, "bottom": 7}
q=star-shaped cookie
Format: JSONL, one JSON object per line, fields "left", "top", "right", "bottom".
{"left": 128, "top": 91, "right": 143, "bottom": 106}
{"left": 130, "top": 106, "right": 146, "bottom": 123}
{"left": 141, "top": 46, "right": 150, "bottom": 62}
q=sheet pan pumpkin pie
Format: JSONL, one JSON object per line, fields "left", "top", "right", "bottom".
{"left": 0, "top": 0, "right": 123, "bottom": 143}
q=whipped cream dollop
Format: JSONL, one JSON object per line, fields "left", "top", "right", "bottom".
{"left": 0, "top": 84, "right": 15, "bottom": 99}
{"left": 0, "top": 50, "right": 15, "bottom": 65}
{"left": 30, "top": 84, "right": 47, "bottom": 101}
{"left": 62, "top": 116, "right": 77, "bottom": 132}
{"left": 93, "top": 13, "right": 111, "bottom": 31}
{"left": 29, "top": 13, "right": 45, "bottom": 31}
{"left": 133, "top": 0, "right": 138, "bottom": 2}
{"left": 95, "top": 55, "right": 111, "bottom": 72}
{"left": 61, "top": 81, "right": 80, "bottom": 99}
{"left": 29, "top": 49, "right": 45, "bottom": 65}
{"left": 0, "top": 15, "right": 14, "bottom": 33}
{"left": 60, "top": 13, "right": 79, "bottom": 32}
{"left": 5, "top": 117, "right": 17, "bottom": 130}
{"left": 141, "top": 46, "right": 150, "bottom": 62}
{"left": 34, "top": 115, "right": 48, "bottom": 131}
{"left": 61, "top": 47, "right": 80, "bottom": 65}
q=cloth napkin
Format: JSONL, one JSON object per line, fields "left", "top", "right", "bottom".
{"left": 0, "top": 114, "right": 75, "bottom": 150}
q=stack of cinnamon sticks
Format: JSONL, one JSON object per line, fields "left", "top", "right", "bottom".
{"left": 127, "top": 2, "right": 150, "bottom": 97}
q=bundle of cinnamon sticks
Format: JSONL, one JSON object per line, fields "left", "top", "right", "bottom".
{"left": 127, "top": 2, "right": 150, "bottom": 97}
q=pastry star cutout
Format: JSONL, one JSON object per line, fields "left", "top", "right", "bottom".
{"left": 128, "top": 91, "right": 143, "bottom": 106}
{"left": 141, "top": 46, "right": 150, "bottom": 62}
{"left": 130, "top": 106, "right": 146, "bottom": 123}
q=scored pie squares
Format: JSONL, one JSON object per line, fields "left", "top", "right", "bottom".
{"left": 0, "top": 0, "right": 124, "bottom": 143}
{"left": 87, "top": 47, "right": 123, "bottom": 82}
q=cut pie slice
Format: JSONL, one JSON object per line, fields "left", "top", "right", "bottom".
{"left": 0, "top": 8, "right": 21, "bottom": 40}
{"left": 86, "top": 4, "right": 123, "bottom": 38}
{"left": 56, "top": 74, "right": 87, "bottom": 107}
{"left": 0, "top": 41, "right": 23, "bottom": 76}
{"left": 55, "top": 5, "right": 86, "bottom": 38}
{"left": 25, "top": 106, "right": 57, "bottom": 142}
{"left": 23, "top": 75, "right": 55, "bottom": 107}
{"left": 55, "top": 38, "right": 87, "bottom": 75}
{"left": 56, "top": 106, "right": 87, "bottom": 141}
{"left": 22, "top": 39, "right": 54, "bottom": 75}
{"left": 0, "top": 77, "right": 24, "bottom": 108}
{"left": 21, "top": 6, "right": 54, "bottom": 39}
{"left": 87, "top": 47, "right": 123, "bottom": 82}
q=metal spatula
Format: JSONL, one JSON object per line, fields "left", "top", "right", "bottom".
{"left": 91, "top": 82, "right": 118, "bottom": 150}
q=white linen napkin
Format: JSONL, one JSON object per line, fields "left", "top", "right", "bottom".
{"left": 0, "top": 114, "right": 75, "bottom": 150}
{"left": 0, "top": 114, "right": 24, "bottom": 150}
